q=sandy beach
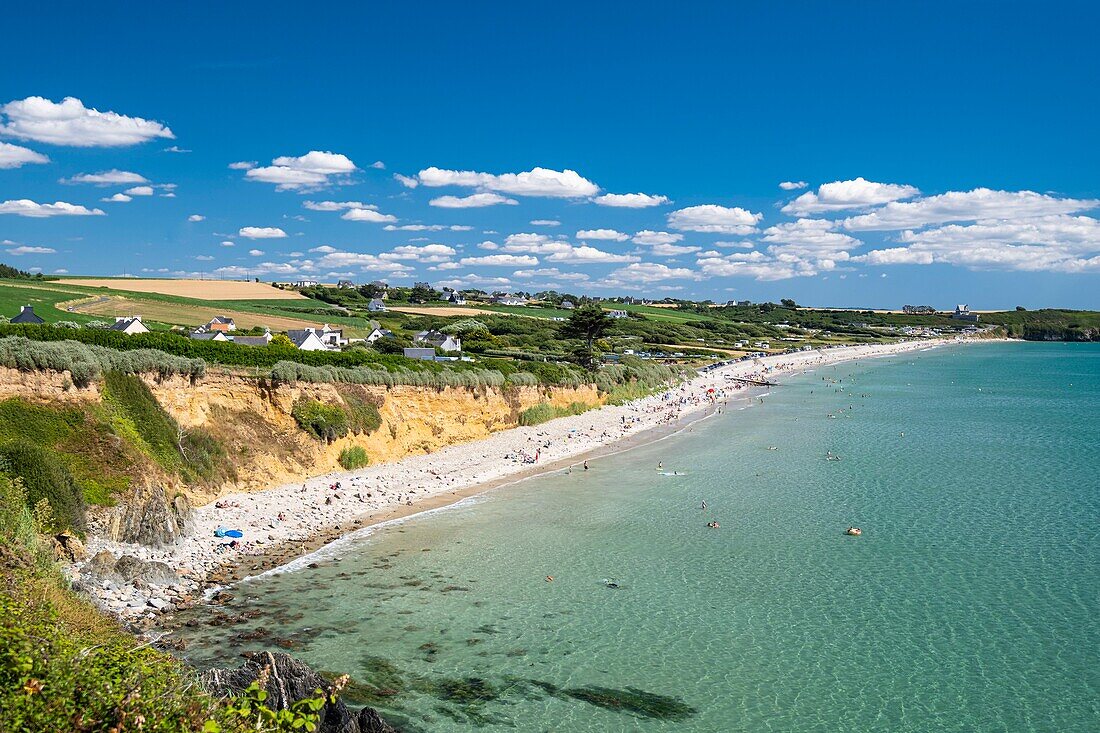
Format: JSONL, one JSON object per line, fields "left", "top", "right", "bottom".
{"left": 73, "top": 338, "right": 962, "bottom": 621}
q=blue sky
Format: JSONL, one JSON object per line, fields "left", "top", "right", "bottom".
{"left": 1, "top": 1, "right": 1098, "bottom": 308}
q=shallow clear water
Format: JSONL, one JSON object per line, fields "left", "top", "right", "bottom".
{"left": 175, "top": 343, "right": 1100, "bottom": 732}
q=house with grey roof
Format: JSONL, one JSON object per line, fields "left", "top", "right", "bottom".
{"left": 286, "top": 329, "right": 330, "bottom": 351}
{"left": 444, "top": 291, "right": 467, "bottom": 305}
{"left": 403, "top": 347, "right": 437, "bottom": 361}
{"left": 367, "top": 299, "right": 387, "bottom": 312}
{"left": 413, "top": 329, "right": 462, "bottom": 352}
{"left": 10, "top": 305, "right": 44, "bottom": 324}
{"left": 365, "top": 327, "right": 394, "bottom": 344}
{"left": 232, "top": 330, "right": 273, "bottom": 347}
{"left": 109, "top": 316, "right": 150, "bottom": 335}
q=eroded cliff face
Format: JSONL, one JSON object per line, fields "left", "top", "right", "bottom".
{"left": 0, "top": 366, "right": 602, "bottom": 507}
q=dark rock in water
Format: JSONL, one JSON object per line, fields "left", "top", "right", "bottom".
{"left": 202, "top": 651, "right": 398, "bottom": 733}
{"left": 99, "top": 484, "right": 191, "bottom": 547}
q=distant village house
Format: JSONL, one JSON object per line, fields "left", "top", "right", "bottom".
{"left": 952, "top": 304, "right": 980, "bottom": 322}
{"left": 109, "top": 316, "right": 150, "bottom": 335}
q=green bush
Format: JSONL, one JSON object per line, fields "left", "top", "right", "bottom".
{"left": 0, "top": 335, "right": 204, "bottom": 386}
{"left": 0, "top": 470, "right": 339, "bottom": 733}
{"left": 341, "top": 392, "right": 383, "bottom": 435}
{"left": 338, "top": 445, "right": 369, "bottom": 470}
{"left": 103, "top": 371, "right": 184, "bottom": 468}
{"left": 0, "top": 441, "right": 84, "bottom": 532}
{"left": 292, "top": 399, "right": 349, "bottom": 442}
{"left": 518, "top": 401, "right": 592, "bottom": 426}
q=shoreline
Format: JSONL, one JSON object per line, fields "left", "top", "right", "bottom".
{"left": 70, "top": 338, "right": 969, "bottom": 624}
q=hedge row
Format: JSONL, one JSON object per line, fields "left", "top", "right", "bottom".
{"left": 0, "top": 337, "right": 204, "bottom": 386}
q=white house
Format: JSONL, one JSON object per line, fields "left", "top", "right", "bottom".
{"left": 292, "top": 279, "right": 319, "bottom": 288}
{"left": 608, "top": 310, "right": 629, "bottom": 319}
{"left": 953, "top": 304, "right": 980, "bottom": 322}
{"left": 492, "top": 295, "right": 528, "bottom": 306}
{"left": 560, "top": 300, "right": 575, "bottom": 309}
{"left": 316, "top": 324, "right": 347, "bottom": 347}
{"left": 444, "top": 291, "right": 467, "bottom": 305}
{"left": 109, "top": 316, "right": 150, "bottom": 335}
{"left": 413, "top": 329, "right": 462, "bottom": 352}
{"left": 286, "top": 329, "right": 330, "bottom": 351}
{"left": 206, "top": 316, "right": 236, "bottom": 332}
{"left": 367, "top": 299, "right": 387, "bottom": 312}
{"left": 365, "top": 327, "right": 394, "bottom": 344}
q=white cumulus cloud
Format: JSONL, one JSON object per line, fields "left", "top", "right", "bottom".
{"left": 238, "top": 226, "right": 287, "bottom": 239}
{"left": 781, "top": 177, "right": 919, "bottom": 215}
{"left": 851, "top": 215, "right": 1100, "bottom": 273}
{"left": 429, "top": 193, "right": 519, "bottom": 208}
{"left": 245, "top": 151, "right": 357, "bottom": 191}
{"left": 303, "top": 200, "right": 377, "bottom": 211}
{"left": 779, "top": 181, "right": 808, "bottom": 190}
{"left": 0, "top": 142, "right": 49, "bottom": 169}
{"left": 592, "top": 192, "right": 669, "bottom": 208}
{"left": 416, "top": 166, "right": 598, "bottom": 198}
{"left": 188, "top": 214, "right": 205, "bottom": 222}
{"left": 101, "top": 193, "right": 132, "bottom": 203}
{"left": 576, "top": 228, "right": 628, "bottom": 241}
{"left": 6, "top": 245, "right": 56, "bottom": 255}
{"left": 341, "top": 208, "right": 398, "bottom": 223}
{"left": 124, "top": 185, "right": 154, "bottom": 196}
{"left": 460, "top": 254, "right": 539, "bottom": 266}
{"left": 667, "top": 204, "right": 762, "bottom": 234}
{"left": 632, "top": 230, "right": 683, "bottom": 245}
{"left": 0, "top": 199, "right": 105, "bottom": 217}
{"left": 841, "top": 188, "right": 1100, "bottom": 231}
{"left": 64, "top": 169, "right": 148, "bottom": 185}
{"left": 0, "top": 96, "right": 174, "bottom": 146}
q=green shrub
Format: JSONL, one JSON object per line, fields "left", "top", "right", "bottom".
{"left": 0, "top": 469, "right": 338, "bottom": 733}
{"left": 0, "top": 335, "right": 203, "bottom": 386}
{"left": 0, "top": 441, "right": 84, "bottom": 532}
{"left": 341, "top": 392, "right": 383, "bottom": 435}
{"left": 338, "top": 445, "right": 369, "bottom": 470}
{"left": 102, "top": 371, "right": 183, "bottom": 469}
{"left": 518, "top": 401, "right": 593, "bottom": 426}
{"left": 292, "top": 399, "right": 349, "bottom": 442}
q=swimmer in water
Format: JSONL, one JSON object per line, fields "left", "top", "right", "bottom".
{"left": 583, "top": 460, "right": 589, "bottom": 471}
{"left": 701, "top": 500, "right": 708, "bottom": 510}
{"left": 657, "top": 461, "right": 663, "bottom": 471}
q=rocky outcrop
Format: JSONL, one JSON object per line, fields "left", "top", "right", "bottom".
{"left": 202, "top": 651, "right": 397, "bottom": 733}
{"left": 51, "top": 531, "right": 87, "bottom": 562}
{"left": 99, "top": 484, "right": 192, "bottom": 547}
{"left": 81, "top": 550, "right": 178, "bottom": 586}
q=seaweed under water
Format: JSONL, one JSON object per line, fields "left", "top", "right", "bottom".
{"left": 338, "top": 655, "right": 698, "bottom": 725}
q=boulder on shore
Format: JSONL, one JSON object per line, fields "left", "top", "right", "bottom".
{"left": 201, "top": 651, "right": 397, "bottom": 733}
{"left": 51, "top": 531, "right": 87, "bottom": 562}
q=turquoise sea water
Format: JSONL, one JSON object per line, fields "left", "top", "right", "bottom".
{"left": 174, "top": 343, "right": 1100, "bottom": 732}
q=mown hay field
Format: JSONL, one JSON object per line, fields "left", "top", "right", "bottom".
{"left": 63, "top": 278, "right": 306, "bottom": 300}
{"left": 387, "top": 305, "right": 500, "bottom": 317}
{"left": 72, "top": 295, "right": 341, "bottom": 332}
